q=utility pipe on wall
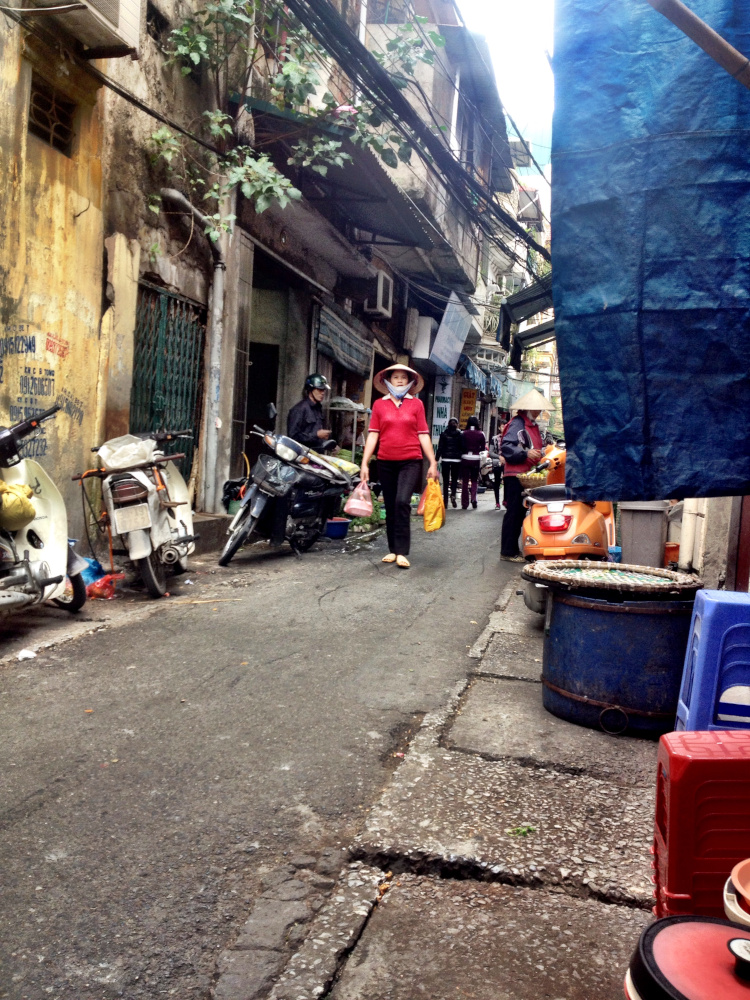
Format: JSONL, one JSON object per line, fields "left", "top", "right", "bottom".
{"left": 645, "top": 0, "right": 750, "bottom": 89}
{"left": 679, "top": 498, "right": 702, "bottom": 571}
{"left": 161, "top": 188, "right": 227, "bottom": 514}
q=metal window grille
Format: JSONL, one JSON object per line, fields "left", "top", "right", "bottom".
{"left": 130, "top": 282, "right": 207, "bottom": 480}
{"left": 27, "top": 74, "right": 76, "bottom": 156}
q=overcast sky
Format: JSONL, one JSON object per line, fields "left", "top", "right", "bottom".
{"left": 456, "top": 0, "right": 554, "bottom": 202}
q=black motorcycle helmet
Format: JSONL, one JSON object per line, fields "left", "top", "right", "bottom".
{"left": 304, "top": 373, "right": 330, "bottom": 394}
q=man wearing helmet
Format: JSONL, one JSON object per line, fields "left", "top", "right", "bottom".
{"left": 287, "top": 373, "right": 333, "bottom": 449}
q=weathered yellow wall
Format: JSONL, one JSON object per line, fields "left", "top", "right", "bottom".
{"left": 0, "top": 27, "right": 104, "bottom": 533}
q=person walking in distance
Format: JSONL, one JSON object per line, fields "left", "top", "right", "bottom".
{"left": 460, "top": 415, "right": 486, "bottom": 510}
{"left": 435, "top": 417, "right": 463, "bottom": 508}
{"left": 359, "top": 364, "right": 439, "bottom": 569}
{"left": 488, "top": 420, "right": 507, "bottom": 509}
{"left": 500, "top": 389, "right": 549, "bottom": 561}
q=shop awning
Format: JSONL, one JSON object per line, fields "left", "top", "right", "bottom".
{"left": 457, "top": 353, "right": 488, "bottom": 392}
{"left": 317, "top": 306, "right": 373, "bottom": 377}
{"left": 505, "top": 273, "right": 553, "bottom": 324}
{"left": 516, "top": 319, "right": 555, "bottom": 349}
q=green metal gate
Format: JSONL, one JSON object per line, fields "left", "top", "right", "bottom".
{"left": 130, "top": 281, "right": 206, "bottom": 479}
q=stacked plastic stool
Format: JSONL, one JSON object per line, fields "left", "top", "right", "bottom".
{"left": 676, "top": 589, "right": 750, "bottom": 731}
{"left": 653, "top": 730, "right": 750, "bottom": 917}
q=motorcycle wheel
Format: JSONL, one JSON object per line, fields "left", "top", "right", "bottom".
{"left": 218, "top": 513, "right": 257, "bottom": 567}
{"left": 52, "top": 573, "right": 87, "bottom": 612}
{"left": 137, "top": 551, "right": 168, "bottom": 598}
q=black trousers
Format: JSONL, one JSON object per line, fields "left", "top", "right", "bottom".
{"left": 492, "top": 467, "right": 503, "bottom": 504}
{"left": 441, "top": 461, "right": 461, "bottom": 504}
{"left": 378, "top": 458, "right": 422, "bottom": 556}
{"left": 501, "top": 476, "right": 525, "bottom": 556}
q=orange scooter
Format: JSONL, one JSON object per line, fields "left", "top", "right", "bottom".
{"left": 521, "top": 444, "right": 616, "bottom": 613}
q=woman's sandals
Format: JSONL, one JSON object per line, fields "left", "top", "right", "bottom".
{"left": 382, "top": 553, "right": 410, "bottom": 568}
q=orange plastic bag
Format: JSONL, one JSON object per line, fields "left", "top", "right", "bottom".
{"left": 423, "top": 479, "right": 445, "bottom": 532}
{"left": 86, "top": 573, "right": 125, "bottom": 600}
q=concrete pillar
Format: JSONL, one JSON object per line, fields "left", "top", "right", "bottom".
{"left": 103, "top": 233, "right": 141, "bottom": 441}
{"left": 697, "top": 495, "right": 742, "bottom": 590}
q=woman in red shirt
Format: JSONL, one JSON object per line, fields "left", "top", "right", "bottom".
{"left": 360, "top": 364, "right": 439, "bottom": 569}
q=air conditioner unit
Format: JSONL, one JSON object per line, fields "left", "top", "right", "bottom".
{"left": 30, "top": 0, "right": 141, "bottom": 56}
{"left": 403, "top": 307, "right": 419, "bottom": 352}
{"left": 364, "top": 271, "right": 394, "bottom": 319}
{"left": 411, "top": 316, "right": 437, "bottom": 359}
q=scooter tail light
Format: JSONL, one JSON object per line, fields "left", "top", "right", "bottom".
{"left": 538, "top": 513, "right": 572, "bottom": 533}
{"left": 110, "top": 478, "right": 149, "bottom": 504}
{"left": 572, "top": 533, "right": 591, "bottom": 544}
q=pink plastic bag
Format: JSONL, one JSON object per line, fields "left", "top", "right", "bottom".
{"left": 344, "top": 481, "right": 373, "bottom": 517}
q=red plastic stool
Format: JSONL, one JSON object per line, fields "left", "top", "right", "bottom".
{"left": 653, "top": 731, "right": 750, "bottom": 918}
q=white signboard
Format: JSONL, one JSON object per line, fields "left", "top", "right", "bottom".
{"left": 431, "top": 375, "right": 454, "bottom": 446}
{"left": 429, "top": 292, "right": 473, "bottom": 373}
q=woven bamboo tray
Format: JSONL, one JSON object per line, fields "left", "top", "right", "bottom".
{"left": 521, "top": 559, "right": 702, "bottom": 594}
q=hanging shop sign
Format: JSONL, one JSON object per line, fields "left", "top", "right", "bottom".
{"left": 431, "top": 374, "right": 453, "bottom": 446}
{"left": 459, "top": 389, "right": 478, "bottom": 428}
{"left": 429, "top": 292, "right": 473, "bottom": 374}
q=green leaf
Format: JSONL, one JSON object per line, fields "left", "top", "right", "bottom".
{"left": 255, "top": 193, "right": 272, "bottom": 213}
{"left": 190, "top": 51, "right": 201, "bottom": 64}
{"left": 428, "top": 30, "right": 446, "bottom": 46}
{"left": 380, "top": 147, "right": 398, "bottom": 168}
{"left": 397, "top": 143, "right": 412, "bottom": 163}
{"left": 311, "top": 164, "right": 328, "bottom": 176}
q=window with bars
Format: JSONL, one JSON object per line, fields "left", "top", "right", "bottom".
{"left": 27, "top": 73, "right": 77, "bottom": 156}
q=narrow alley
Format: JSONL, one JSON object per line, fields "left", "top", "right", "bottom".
{"left": 1, "top": 497, "right": 515, "bottom": 999}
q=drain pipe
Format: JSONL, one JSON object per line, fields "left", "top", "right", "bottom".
{"left": 160, "top": 188, "right": 226, "bottom": 514}
{"left": 679, "top": 498, "right": 702, "bottom": 572}
{"left": 645, "top": 0, "right": 750, "bottom": 90}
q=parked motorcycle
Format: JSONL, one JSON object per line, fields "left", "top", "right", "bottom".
{"left": 520, "top": 443, "right": 616, "bottom": 614}
{"left": 0, "top": 404, "right": 88, "bottom": 615}
{"left": 76, "top": 430, "right": 196, "bottom": 598}
{"left": 218, "top": 423, "right": 358, "bottom": 567}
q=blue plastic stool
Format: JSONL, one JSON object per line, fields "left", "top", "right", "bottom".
{"left": 676, "top": 590, "right": 750, "bottom": 731}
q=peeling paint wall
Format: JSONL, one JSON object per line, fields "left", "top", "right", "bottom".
{"left": 0, "top": 26, "right": 105, "bottom": 534}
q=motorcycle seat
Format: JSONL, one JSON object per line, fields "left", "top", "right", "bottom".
{"left": 526, "top": 484, "right": 572, "bottom": 502}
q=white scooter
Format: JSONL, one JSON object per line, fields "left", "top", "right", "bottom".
{"left": 0, "top": 405, "right": 88, "bottom": 615}
{"left": 78, "top": 431, "right": 196, "bottom": 598}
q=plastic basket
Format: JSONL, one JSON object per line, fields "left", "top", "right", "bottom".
{"left": 518, "top": 471, "right": 548, "bottom": 489}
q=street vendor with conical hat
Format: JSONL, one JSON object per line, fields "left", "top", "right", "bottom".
{"left": 360, "top": 363, "right": 438, "bottom": 570}
{"left": 499, "top": 388, "right": 552, "bottom": 561}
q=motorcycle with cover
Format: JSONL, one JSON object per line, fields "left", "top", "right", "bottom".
{"left": 0, "top": 404, "right": 88, "bottom": 615}
{"left": 76, "top": 430, "right": 196, "bottom": 598}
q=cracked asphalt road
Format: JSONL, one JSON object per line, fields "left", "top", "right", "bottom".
{"left": 0, "top": 496, "right": 514, "bottom": 999}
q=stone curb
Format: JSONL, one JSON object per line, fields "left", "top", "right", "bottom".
{"left": 212, "top": 851, "right": 344, "bottom": 1000}
{"left": 467, "top": 579, "right": 518, "bottom": 658}
{"left": 268, "top": 863, "right": 385, "bottom": 1000}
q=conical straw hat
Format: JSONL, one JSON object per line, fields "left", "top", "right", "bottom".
{"left": 511, "top": 387, "right": 553, "bottom": 412}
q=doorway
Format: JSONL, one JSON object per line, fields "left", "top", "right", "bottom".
{"left": 244, "top": 342, "right": 279, "bottom": 468}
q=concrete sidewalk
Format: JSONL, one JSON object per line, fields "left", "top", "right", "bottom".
{"left": 213, "top": 579, "right": 658, "bottom": 1000}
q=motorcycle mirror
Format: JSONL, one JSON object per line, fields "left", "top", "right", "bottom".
{"left": 267, "top": 403, "right": 277, "bottom": 420}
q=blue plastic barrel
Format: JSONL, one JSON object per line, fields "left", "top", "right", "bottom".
{"left": 543, "top": 592, "right": 695, "bottom": 736}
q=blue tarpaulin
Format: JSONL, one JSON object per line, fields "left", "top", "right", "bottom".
{"left": 552, "top": 0, "right": 750, "bottom": 500}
